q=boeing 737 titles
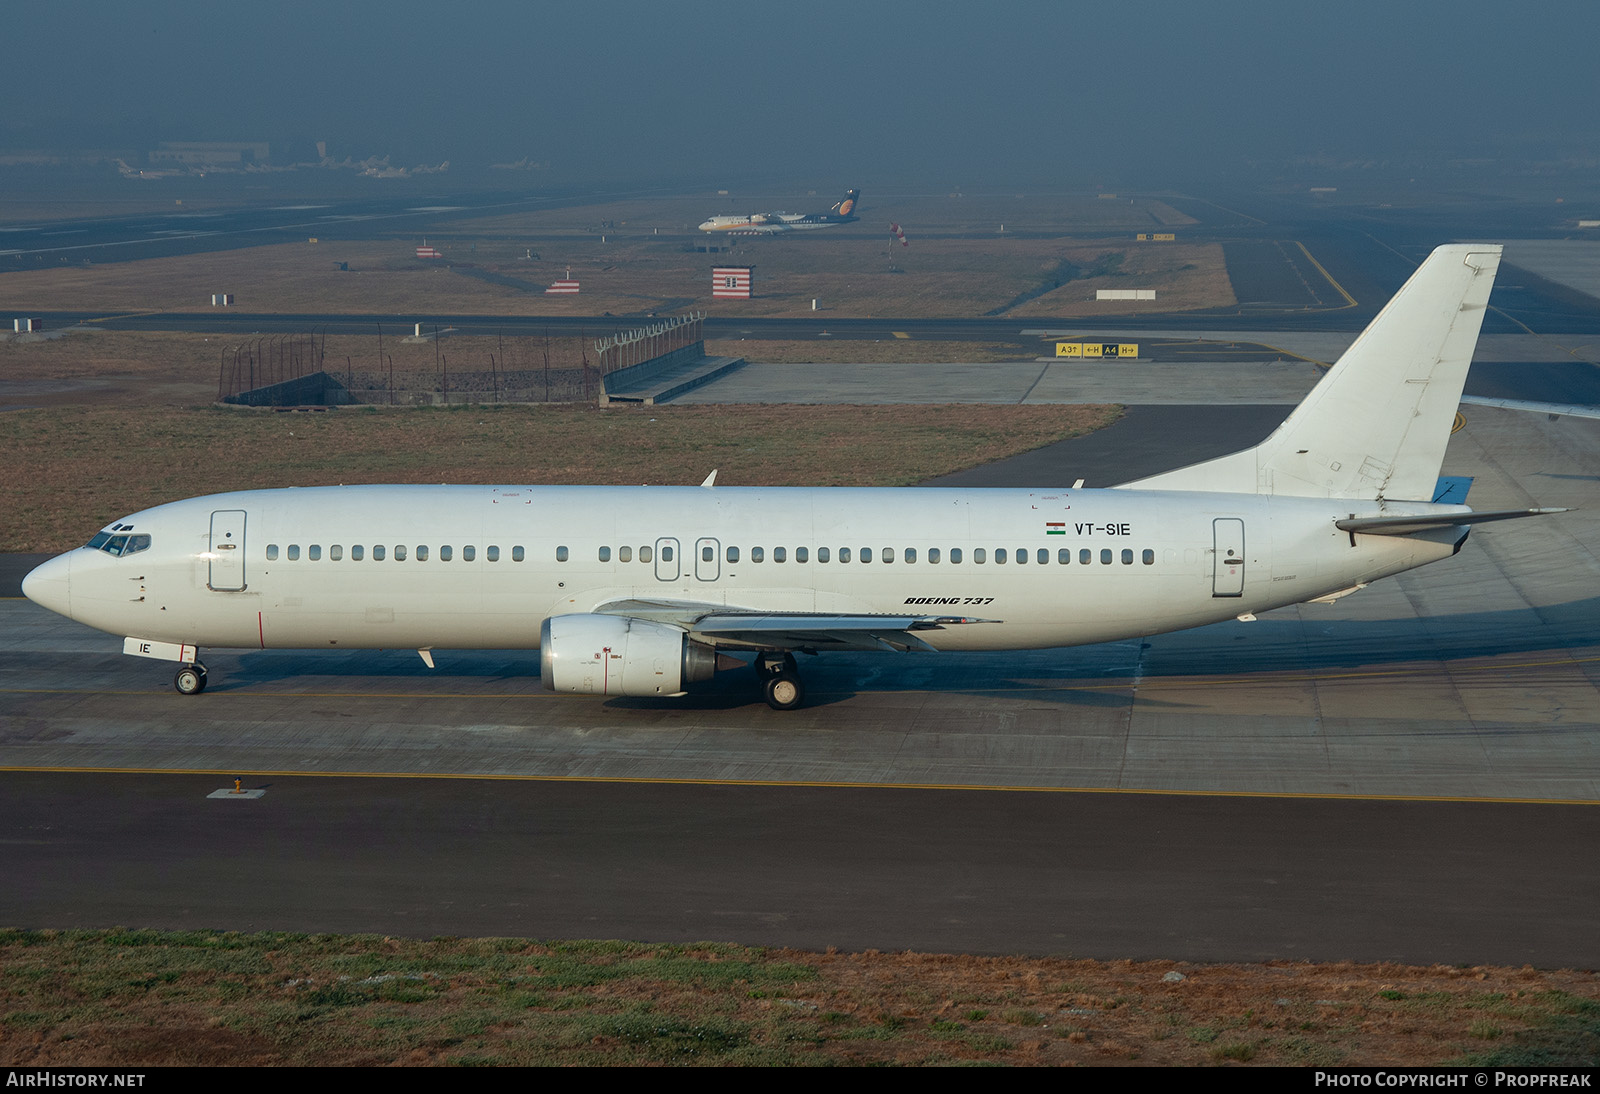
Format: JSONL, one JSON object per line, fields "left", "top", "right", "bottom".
{"left": 698, "top": 189, "right": 860, "bottom": 235}
{"left": 22, "top": 245, "right": 1569, "bottom": 709}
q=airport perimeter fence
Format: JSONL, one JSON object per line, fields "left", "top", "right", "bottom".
{"left": 219, "top": 317, "right": 706, "bottom": 407}
{"left": 216, "top": 333, "right": 324, "bottom": 403}
{"left": 594, "top": 313, "right": 704, "bottom": 375}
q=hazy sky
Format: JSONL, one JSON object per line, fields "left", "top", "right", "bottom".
{"left": 4, "top": 0, "right": 1596, "bottom": 188}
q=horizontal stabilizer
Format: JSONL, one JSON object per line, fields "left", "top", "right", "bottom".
{"left": 1335, "top": 508, "right": 1570, "bottom": 536}
{"left": 1460, "top": 395, "right": 1600, "bottom": 421}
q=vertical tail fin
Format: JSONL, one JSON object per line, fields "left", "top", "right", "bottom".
{"left": 1118, "top": 244, "right": 1502, "bottom": 500}
{"left": 831, "top": 189, "right": 860, "bottom": 218}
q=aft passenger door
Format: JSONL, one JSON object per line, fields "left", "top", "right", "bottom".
{"left": 1212, "top": 518, "right": 1244, "bottom": 597}
{"left": 208, "top": 510, "right": 247, "bottom": 591}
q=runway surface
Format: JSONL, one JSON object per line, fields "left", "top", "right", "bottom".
{"left": 4, "top": 404, "right": 1597, "bottom": 962}
{"left": 2, "top": 771, "right": 1595, "bottom": 965}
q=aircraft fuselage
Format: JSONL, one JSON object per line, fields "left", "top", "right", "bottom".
{"left": 25, "top": 484, "right": 1465, "bottom": 656}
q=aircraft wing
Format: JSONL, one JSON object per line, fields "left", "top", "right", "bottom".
{"left": 593, "top": 598, "right": 997, "bottom": 652}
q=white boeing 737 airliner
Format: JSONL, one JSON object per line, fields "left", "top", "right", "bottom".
{"left": 22, "top": 245, "right": 1566, "bottom": 709}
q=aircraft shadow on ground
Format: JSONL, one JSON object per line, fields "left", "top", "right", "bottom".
{"left": 209, "top": 595, "right": 1600, "bottom": 711}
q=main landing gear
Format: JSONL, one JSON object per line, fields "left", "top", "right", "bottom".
{"left": 174, "top": 661, "right": 208, "bottom": 695}
{"left": 754, "top": 652, "right": 804, "bottom": 711}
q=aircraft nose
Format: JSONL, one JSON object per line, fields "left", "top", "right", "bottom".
{"left": 21, "top": 552, "right": 72, "bottom": 619}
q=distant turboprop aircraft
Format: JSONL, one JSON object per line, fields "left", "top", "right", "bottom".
{"left": 698, "top": 188, "right": 860, "bottom": 235}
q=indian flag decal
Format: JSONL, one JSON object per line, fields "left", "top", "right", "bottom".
{"left": 1045, "top": 522, "right": 1067, "bottom": 535}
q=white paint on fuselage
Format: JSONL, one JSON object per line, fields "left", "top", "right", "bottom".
{"left": 30, "top": 484, "right": 1462, "bottom": 655}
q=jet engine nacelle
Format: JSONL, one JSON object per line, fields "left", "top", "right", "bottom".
{"left": 539, "top": 614, "right": 719, "bottom": 697}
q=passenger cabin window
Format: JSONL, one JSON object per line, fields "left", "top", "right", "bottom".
{"left": 951, "top": 548, "right": 963, "bottom": 564}
{"left": 774, "top": 546, "right": 786, "bottom": 563}
{"left": 839, "top": 547, "right": 851, "bottom": 563}
{"left": 1059, "top": 549, "right": 1070, "bottom": 564}
{"left": 620, "top": 546, "right": 632, "bottom": 563}
{"left": 513, "top": 546, "right": 525, "bottom": 562}
{"left": 752, "top": 547, "right": 764, "bottom": 563}
{"left": 463, "top": 546, "right": 475, "bottom": 562}
{"left": 1079, "top": 549, "right": 1091, "bottom": 565}
{"left": 882, "top": 548, "right": 894, "bottom": 563}
{"left": 353, "top": 545, "right": 365, "bottom": 561}
{"left": 974, "top": 549, "right": 986, "bottom": 564}
{"left": 439, "top": 546, "right": 451, "bottom": 562}
{"left": 288, "top": 545, "right": 300, "bottom": 561}
{"left": 905, "top": 548, "right": 916, "bottom": 563}
{"left": 818, "top": 547, "right": 830, "bottom": 563}
{"left": 394, "top": 545, "right": 407, "bottom": 561}
{"left": 373, "top": 545, "right": 387, "bottom": 561}
{"left": 702, "top": 545, "right": 714, "bottom": 562}
{"left": 416, "top": 546, "right": 428, "bottom": 561}
{"left": 487, "top": 546, "right": 500, "bottom": 562}
{"left": 996, "top": 549, "right": 1007, "bottom": 564}
{"left": 1037, "top": 548, "right": 1048, "bottom": 565}
{"left": 1122, "top": 549, "right": 1134, "bottom": 565}
{"left": 726, "top": 546, "right": 739, "bottom": 563}
{"left": 661, "top": 546, "right": 674, "bottom": 562}
{"left": 555, "top": 546, "right": 567, "bottom": 562}
{"left": 1143, "top": 549, "right": 1155, "bottom": 565}
{"left": 796, "top": 547, "right": 809, "bottom": 563}
{"left": 640, "top": 546, "right": 653, "bottom": 563}
{"left": 1100, "top": 549, "right": 1112, "bottom": 565}
{"left": 266, "top": 544, "right": 279, "bottom": 561}
{"left": 929, "top": 548, "right": 940, "bottom": 564}
{"left": 309, "top": 545, "right": 321, "bottom": 561}
{"left": 331, "top": 545, "right": 343, "bottom": 561}
{"left": 860, "top": 548, "right": 872, "bottom": 563}
{"left": 599, "top": 546, "right": 611, "bottom": 562}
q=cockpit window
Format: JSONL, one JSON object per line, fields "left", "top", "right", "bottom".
{"left": 84, "top": 532, "right": 150, "bottom": 557}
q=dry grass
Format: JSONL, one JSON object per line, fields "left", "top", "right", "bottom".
{"left": 0, "top": 236, "right": 1231, "bottom": 320}
{"left": 2, "top": 929, "right": 1595, "bottom": 1067}
{"left": 0, "top": 239, "right": 523, "bottom": 316}
{"left": 444, "top": 191, "right": 1199, "bottom": 237}
{"left": 0, "top": 402, "right": 1120, "bottom": 552}
{"left": 1005, "top": 242, "right": 1235, "bottom": 317}
{"left": 0, "top": 193, "right": 1232, "bottom": 320}
{"left": 0, "top": 329, "right": 604, "bottom": 407}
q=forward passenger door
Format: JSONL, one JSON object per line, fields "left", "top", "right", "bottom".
{"left": 208, "top": 510, "right": 247, "bottom": 591}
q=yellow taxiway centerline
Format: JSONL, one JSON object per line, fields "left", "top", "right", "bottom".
{"left": 1, "top": 763, "right": 1594, "bottom": 806}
